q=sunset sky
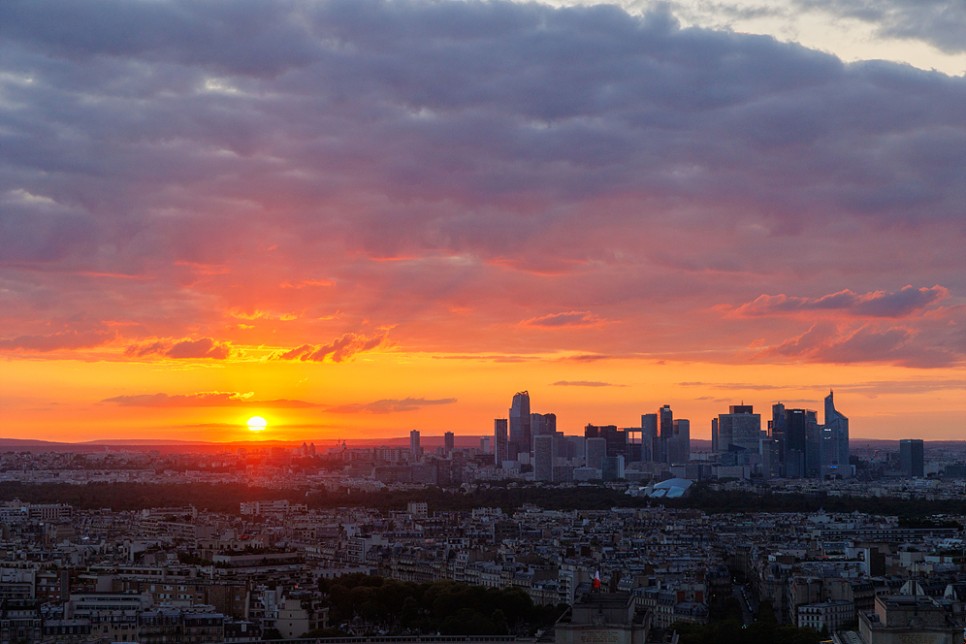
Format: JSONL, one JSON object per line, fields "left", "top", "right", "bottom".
{"left": 1, "top": 0, "right": 964, "bottom": 443}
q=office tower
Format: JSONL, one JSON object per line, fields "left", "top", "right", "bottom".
{"left": 602, "top": 455, "right": 625, "bottom": 481}
{"left": 584, "top": 424, "right": 626, "bottom": 458}
{"left": 659, "top": 405, "right": 673, "bottom": 462}
{"left": 509, "top": 391, "right": 531, "bottom": 459}
{"left": 668, "top": 419, "right": 690, "bottom": 463}
{"left": 641, "top": 413, "right": 658, "bottom": 463}
{"left": 822, "top": 390, "right": 850, "bottom": 478}
{"left": 711, "top": 418, "right": 719, "bottom": 453}
{"left": 770, "top": 402, "right": 786, "bottom": 471}
{"left": 586, "top": 437, "right": 607, "bottom": 471}
{"left": 444, "top": 431, "right": 455, "bottom": 454}
{"left": 533, "top": 434, "right": 555, "bottom": 482}
{"left": 899, "top": 439, "right": 924, "bottom": 477}
{"left": 717, "top": 405, "right": 761, "bottom": 454}
{"left": 410, "top": 429, "right": 421, "bottom": 461}
{"left": 784, "top": 408, "right": 818, "bottom": 478}
{"left": 494, "top": 419, "right": 508, "bottom": 467}
{"left": 480, "top": 435, "right": 491, "bottom": 454}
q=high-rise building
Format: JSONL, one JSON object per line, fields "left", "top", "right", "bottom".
{"left": 717, "top": 405, "right": 761, "bottom": 454}
{"left": 899, "top": 439, "right": 924, "bottom": 477}
{"left": 659, "top": 405, "right": 673, "bottom": 462}
{"left": 783, "top": 408, "right": 817, "bottom": 478}
{"left": 584, "top": 424, "right": 626, "bottom": 458}
{"left": 509, "top": 391, "right": 531, "bottom": 460}
{"left": 586, "top": 437, "right": 607, "bottom": 471}
{"left": 494, "top": 419, "right": 508, "bottom": 467}
{"left": 443, "top": 431, "right": 455, "bottom": 454}
{"left": 668, "top": 419, "right": 690, "bottom": 463}
{"left": 410, "top": 429, "right": 421, "bottom": 461}
{"left": 533, "top": 434, "right": 555, "bottom": 482}
{"left": 641, "top": 413, "right": 658, "bottom": 463}
{"left": 822, "top": 390, "right": 850, "bottom": 478}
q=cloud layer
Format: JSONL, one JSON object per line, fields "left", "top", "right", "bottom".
{"left": 1, "top": 0, "right": 963, "bottom": 376}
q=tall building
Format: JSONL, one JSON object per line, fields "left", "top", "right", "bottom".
{"left": 783, "top": 408, "right": 817, "bottom": 478}
{"left": 409, "top": 429, "right": 421, "bottom": 461}
{"left": 509, "top": 391, "right": 531, "bottom": 460}
{"left": 494, "top": 419, "right": 508, "bottom": 467}
{"left": 586, "top": 437, "right": 607, "bottom": 471}
{"left": 533, "top": 434, "right": 555, "bottom": 482}
{"left": 668, "top": 419, "right": 690, "bottom": 464}
{"left": 769, "top": 402, "right": 786, "bottom": 475}
{"left": 899, "top": 439, "right": 924, "bottom": 477}
{"left": 658, "top": 405, "right": 673, "bottom": 462}
{"left": 641, "top": 413, "right": 658, "bottom": 463}
{"left": 443, "top": 431, "right": 455, "bottom": 454}
{"left": 822, "top": 390, "right": 850, "bottom": 478}
{"left": 716, "top": 405, "right": 761, "bottom": 455}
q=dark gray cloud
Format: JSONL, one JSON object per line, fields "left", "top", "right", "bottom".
{"left": 795, "top": 0, "right": 966, "bottom": 53}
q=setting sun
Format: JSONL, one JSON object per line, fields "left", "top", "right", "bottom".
{"left": 246, "top": 416, "right": 268, "bottom": 432}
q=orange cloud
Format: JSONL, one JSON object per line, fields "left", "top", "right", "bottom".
{"left": 125, "top": 337, "right": 232, "bottom": 360}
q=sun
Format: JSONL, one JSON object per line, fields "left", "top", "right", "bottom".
{"left": 246, "top": 416, "right": 268, "bottom": 432}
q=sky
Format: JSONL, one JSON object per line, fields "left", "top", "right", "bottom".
{"left": 1, "top": 0, "right": 964, "bottom": 443}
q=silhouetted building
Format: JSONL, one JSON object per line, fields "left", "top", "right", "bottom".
{"left": 899, "top": 439, "right": 924, "bottom": 477}
{"left": 494, "top": 419, "right": 508, "bottom": 467}
{"left": 784, "top": 408, "right": 817, "bottom": 478}
{"left": 822, "top": 389, "right": 850, "bottom": 478}
{"left": 659, "top": 405, "right": 673, "bottom": 462}
{"left": 509, "top": 391, "right": 531, "bottom": 460}
{"left": 534, "top": 434, "right": 555, "bottom": 482}
{"left": 409, "top": 429, "right": 421, "bottom": 461}
{"left": 641, "top": 413, "right": 658, "bottom": 463}
{"left": 443, "top": 431, "right": 454, "bottom": 454}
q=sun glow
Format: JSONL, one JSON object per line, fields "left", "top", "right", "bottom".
{"left": 246, "top": 416, "right": 268, "bottom": 432}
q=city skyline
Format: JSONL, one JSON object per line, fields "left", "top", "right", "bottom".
{"left": 2, "top": 0, "right": 965, "bottom": 443}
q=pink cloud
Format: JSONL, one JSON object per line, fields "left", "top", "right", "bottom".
{"left": 521, "top": 311, "right": 605, "bottom": 328}
{"left": 733, "top": 285, "right": 948, "bottom": 318}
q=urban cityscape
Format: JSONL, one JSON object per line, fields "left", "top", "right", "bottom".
{"left": 0, "top": 388, "right": 963, "bottom": 643}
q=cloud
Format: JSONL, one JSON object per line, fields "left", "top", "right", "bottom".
{"left": 273, "top": 330, "right": 390, "bottom": 363}
{"left": 552, "top": 380, "right": 625, "bottom": 387}
{"left": 0, "top": 328, "right": 115, "bottom": 352}
{"left": 125, "top": 337, "right": 232, "bottom": 360}
{"left": 328, "top": 397, "right": 457, "bottom": 414}
{"left": 101, "top": 391, "right": 319, "bottom": 407}
{"left": 0, "top": 0, "right": 963, "bottom": 370}
{"left": 794, "top": 0, "right": 966, "bottom": 54}
{"left": 733, "top": 285, "right": 948, "bottom": 318}
{"left": 764, "top": 323, "right": 957, "bottom": 368}
{"left": 521, "top": 311, "right": 606, "bottom": 328}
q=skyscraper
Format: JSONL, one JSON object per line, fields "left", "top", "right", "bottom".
{"left": 641, "top": 413, "right": 658, "bottom": 463}
{"left": 899, "top": 439, "right": 924, "bottom": 477}
{"left": 822, "top": 390, "right": 850, "bottom": 478}
{"left": 668, "top": 419, "right": 690, "bottom": 464}
{"left": 533, "top": 434, "right": 555, "bottom": 482}
{"left": 410, "top": 429, "right": 421, "bottom": 461}
{"left": 494, "top": 419, "right": 508, "bottom": 467}
{"left": 717, "top": 405, "right": 761, "bottom": 455}
{"left": 659, "top": 405, "right": 673, "bottom": 463}
{"left": 783, "top": 408, "right": 817, "bottom": 478}
{"left": 509, "top": 391, "right": 531, "bottom": 460}
{"left": 444, "top": 431, "right": 455, "bottom": 454}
